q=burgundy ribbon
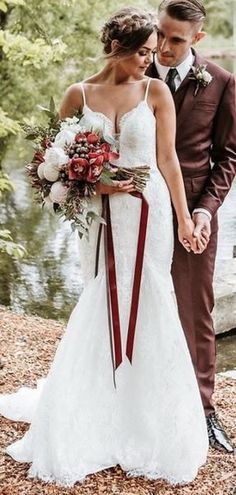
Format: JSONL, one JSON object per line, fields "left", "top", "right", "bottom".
{"left": 95, "top": 192, "right": 149, "bottom": 383}
{"left": 126, "top": 191, "right": 149, "bottom": 363}
{"left": 104, "top": 195, "right": 122, "bottom": 371}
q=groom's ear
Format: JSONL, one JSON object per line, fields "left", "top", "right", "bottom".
{"left": 192, "top": 31, "right": 206, "bottom": 45}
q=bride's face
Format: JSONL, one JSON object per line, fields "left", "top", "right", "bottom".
{"left": 118, "top": 31, "right": 157, "bottom": 78}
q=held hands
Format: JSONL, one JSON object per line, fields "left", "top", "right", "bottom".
{"left": 178, "top": 212, "right": 211, "bottom": 254}
{"left": 178, "top": 217, "right": 198, "bottom": 253}
{"left": 192, "top": 212, "right": 211, "bottom": 254}
{"left": 95, "top": 178, "right": 135, "bottom": 195}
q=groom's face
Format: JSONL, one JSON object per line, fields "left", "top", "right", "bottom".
{"left": 157, "top": 12, "right": 203, "bottom": 67}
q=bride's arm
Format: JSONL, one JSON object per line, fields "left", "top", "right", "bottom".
{"left": 59, "top": 83, "right": 83, "bottom": 118}
{"left": 151, "top": 80, "right": 200, "bottom": 252}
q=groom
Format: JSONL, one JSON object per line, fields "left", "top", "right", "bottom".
{"left": 146, "top": 0, "right": 236, "bottom": 452}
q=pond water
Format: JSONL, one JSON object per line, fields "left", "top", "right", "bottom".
{"left": 0, "top": 56, "right": 235, "bottom": 372}
{"left": 0, "top": 144, "right": 83, "bottom": 320}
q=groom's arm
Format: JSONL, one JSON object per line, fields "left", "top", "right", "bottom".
{"left": 194, "top": 73, "right": 236, "bottom": 217}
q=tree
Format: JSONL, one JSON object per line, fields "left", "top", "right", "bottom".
{"left": 204, "top": 0, "right": 234, "bottom": 39}
{"left": 0, "top": 0, "right": 67, "bottom": 155}
{"left": 0, "top": 0, "right": 147, "bottom": 158}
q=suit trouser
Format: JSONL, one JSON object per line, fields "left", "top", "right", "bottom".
{"left": 171, "top": 214, "right": 218, "bottom": 416}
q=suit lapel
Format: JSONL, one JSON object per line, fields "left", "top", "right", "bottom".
{"left": 146, "top": 51, "right": 208, "bottom": 129}
{"left": 175, "top": 51, "right": 206, "bottom": 129}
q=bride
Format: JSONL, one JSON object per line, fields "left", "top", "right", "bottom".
{"left": 0, "top": 6, "right": 208, "bottom": 487}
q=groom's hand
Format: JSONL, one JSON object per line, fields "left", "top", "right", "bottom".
{"left": 192, "top": 212, "right": 211, "bottom": 254}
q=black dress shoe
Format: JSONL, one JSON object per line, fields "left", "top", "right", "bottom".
{"left": 206, "top": 413, "right": 234, "bottom": 454}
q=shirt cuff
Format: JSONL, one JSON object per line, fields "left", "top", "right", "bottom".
{"left": 192, "top": 208, "right": 212, "bottom": 221}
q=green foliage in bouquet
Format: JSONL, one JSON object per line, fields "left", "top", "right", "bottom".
{"left": 22, "top": 97, "right": 61, "bottom": 145}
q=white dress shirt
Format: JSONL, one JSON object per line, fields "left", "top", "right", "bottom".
{"left": 155, "top": 49, "right": 194, "bottom": 90}
{"left": 154, "top": 50, "right": 212, "bottom": 221}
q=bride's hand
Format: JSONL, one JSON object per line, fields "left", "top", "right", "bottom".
{"left": 193, "top": 229, "right": 209, "bottom": 254}
{"left": 95, "top": 178, "right": 135, "bottom": 195}
{"left": 180, "top": 230, "right": 209, "bottom": 254}
{"left": 178, "top": 218, "right": 198, "bottom": 253}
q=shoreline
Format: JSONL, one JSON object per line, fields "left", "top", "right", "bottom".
{"left": 203, "top": 50, "right": 236, "bottom": 59}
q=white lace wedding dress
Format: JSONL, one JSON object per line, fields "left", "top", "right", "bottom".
{"left": 0, "top": 79, "right": 208, "bottom": 487}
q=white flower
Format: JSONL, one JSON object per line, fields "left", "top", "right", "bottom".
{"left": 202, "top": 70, "right": 213, "bottom": 83}
{"left": 196, "top": 72, "right": 203, "bottom": 80}
{"left": 61, "top": 116, "right": 80, "bottom": 126}
{"left": 44, "top": 162, "right": 60, "bottom": 182}
{"left": 49, "top": 182, "right": 68, "bottom": 204}
{"left": 60, "top": 116, "right": 82, "bottom": 134}
{"left": 54, "top": 129, "right": 76, "bottom": 147}
{"left": 37, "top": 162, "right": 45, "bottom": 179}
{"left": 190, "top": 64, "right": 213, "bottom": 96}
{"left": 44, "top": 146, "right": 68, "bottom": 169}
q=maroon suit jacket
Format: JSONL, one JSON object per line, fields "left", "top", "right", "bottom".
{"left": 146, "top": 50, "right": 236, "bottom": 215}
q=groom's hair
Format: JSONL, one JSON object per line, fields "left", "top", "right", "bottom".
{"left": 158, "top": 0, "right": 206, "bottom": 24}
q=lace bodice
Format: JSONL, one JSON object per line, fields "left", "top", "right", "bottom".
{"left": 80, "top": 80, "right": 157, "bottom": 169}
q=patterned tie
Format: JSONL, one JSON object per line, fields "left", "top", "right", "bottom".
{"left": 165, "top": 68, "right": 178, "bottom": 94}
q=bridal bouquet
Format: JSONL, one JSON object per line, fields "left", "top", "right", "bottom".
{"left": 24, "top": 100, "right": 150, "bottom": 237}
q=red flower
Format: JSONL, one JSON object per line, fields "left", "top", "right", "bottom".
{"left": 87, "top": 163, "right": 103, "bottom": 183}
{"left": 87, "top": 133, "right": 100, "bottom": 145}
{"left": 91, "top": 155, "right": 104, "bottom": 166}
{"left": 68, "top": 157, "right": 89, "bottom": 180}
{"left": 101, "top": 143, "right": 110, "bottom": 152}
{"left": 88, "top": 151, "right": 101, "bottom": 159}
{"left": 100, "top": 143, "right": 111, "bottom": 161}
{"left": 75, "top": 133, "right": 86, "bottom": 143}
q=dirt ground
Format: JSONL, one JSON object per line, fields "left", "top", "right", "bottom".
{"left": 0, "top": 306, "right": 235, "bottom": 495}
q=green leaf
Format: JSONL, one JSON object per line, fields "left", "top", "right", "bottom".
{"left": 94, "top": 215, "right": 106, "bottom": 225}
{"left": 37, "top": 105, "right": 54, "bottom": 117}
{"left": 100, "top": 174, "right": 114, "bottom": 186}
{"left": 25, "top": 133, "right": 39, "bottom": 140}
{"left": 0, "top": 1, "right": 7, "bottom": 12}
{"left": 49, "top": 96, "right": 55, "bottom": 114}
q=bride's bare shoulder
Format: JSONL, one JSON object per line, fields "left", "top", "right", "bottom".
{"left": 148, "top": 77, "right": 170, "bottom": 96}
{"left": 60, "top": 83, "right": 84, "bottom": 118}
{"left": 148, "top": 77, "right": 174, "bottom": 109}
{"left": 63, "top": 82, "right": 84, "bottom": 102}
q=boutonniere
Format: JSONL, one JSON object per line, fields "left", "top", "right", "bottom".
{"left": 189, "top": 64, "right": 213, "bottom": 96}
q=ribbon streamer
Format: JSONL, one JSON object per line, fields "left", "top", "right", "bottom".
{"left": 126, "top": 192, "right": 149, "bottom": 363}
{"left": 95, "top": 192, "right": 149, "bottom": 385}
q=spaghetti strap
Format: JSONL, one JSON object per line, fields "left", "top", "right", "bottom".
{"left": 144, "top": 78, "right": 151, "bottom": 101}
{"left": 80, "top": 83, "right": 86, "bottom": 106}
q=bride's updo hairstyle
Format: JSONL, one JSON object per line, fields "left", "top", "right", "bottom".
{"left": 101, "top": 7, "right": 158, "bottom": 59}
